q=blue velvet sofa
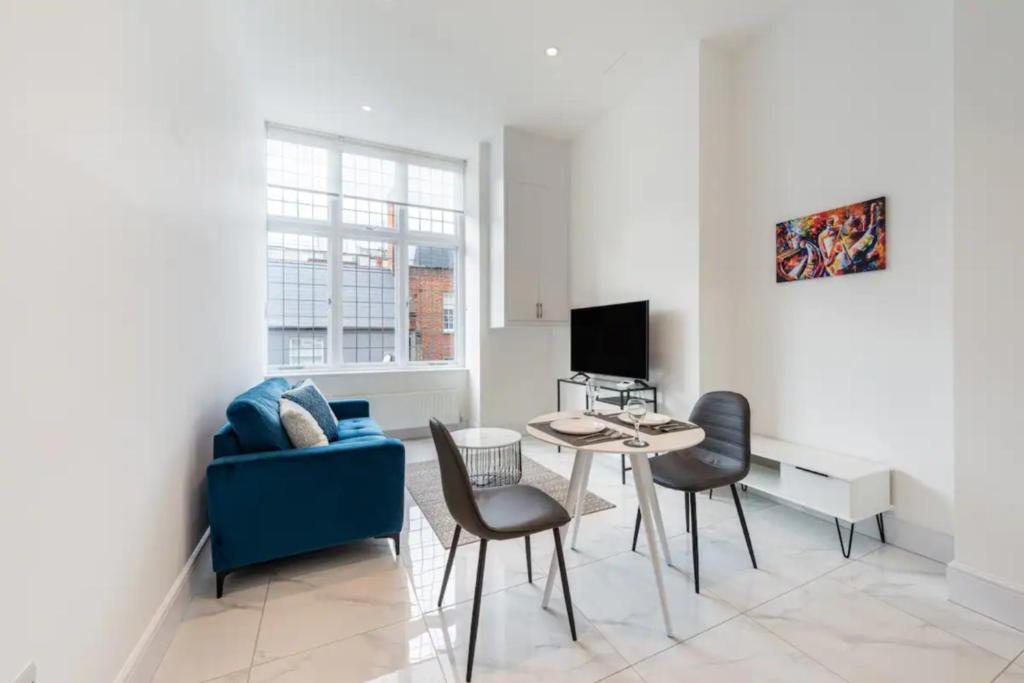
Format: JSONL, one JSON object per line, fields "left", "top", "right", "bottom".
{"left": 207, "top": 378, "right": 405, "bottom": 597}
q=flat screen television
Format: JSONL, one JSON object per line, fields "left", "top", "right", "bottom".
{"left": 570, "top": 300, "right": 649, "bottom": 380}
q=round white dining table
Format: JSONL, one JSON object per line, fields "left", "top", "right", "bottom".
{"left": 526, "top": 410, "right": 706, "bottom": 637}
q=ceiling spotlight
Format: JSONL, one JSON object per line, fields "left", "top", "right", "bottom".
{"left": 361, "top": 104, "right": 373, "bottom": 112}
{"left": 545, "top": 46, "right": 559, "bottom": 57}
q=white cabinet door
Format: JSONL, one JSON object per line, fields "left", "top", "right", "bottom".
{"left": 505, "top": 180, "right": 542, "bottom": 322}
{"left": 537, "top": 183, "right": 569, "bottom": 322}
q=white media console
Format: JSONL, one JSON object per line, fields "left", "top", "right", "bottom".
{"left": 742, "top": 434, "right": 892, "bottom": 557}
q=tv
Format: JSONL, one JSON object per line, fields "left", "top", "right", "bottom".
{"left": 570, "top": 300, "right": 649, "bottom": 380}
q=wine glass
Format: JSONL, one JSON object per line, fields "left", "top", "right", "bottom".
{"left": 585, "top": 378, "right": 600, "bottom": 415}
{"left": 624, "top": 397, "right": 649, "bottom": 447}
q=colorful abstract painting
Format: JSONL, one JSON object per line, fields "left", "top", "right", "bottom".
{"left": 776, "top": 197, "right": 886, "bottom": 282}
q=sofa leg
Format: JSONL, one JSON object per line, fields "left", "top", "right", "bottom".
{"left": 216, "top": 571, "right": 227, "bottom": 599}
{"left": 391, "top": 533, "right": 401, "bottom": 557}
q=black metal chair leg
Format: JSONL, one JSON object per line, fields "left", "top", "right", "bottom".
{"left": 685, "top": 493, "right": 691, "bottom": 532}
{"left": 438, "top": 525, "right": 461, "bottom": 607}
{"left": 835, "top": 518, "right": 855, "bottom": 559}
{"left": 708, "top": 489, "right": 713, "bottom": 500}
{"left": 553, "top": 528, "right": 577, "bottom": 640}
{"left": 621, "top": 454, "right": 627, "bottom": 485}
{"left": 215, "top": 571, "right": 227, "bottom": 599}
{"left": 730, "top": 484, "right": 757, "bottom": 569}
{"left": 876, "top": 513, "right": 886, "bottom": 544}
{"left": 466, "top": 539, "right": 487, "bottom": 682}
{"left": 631, "top": 507, "right": 641, "bottom": 551}
{"left": 525, "top": 535, "right": 533, "bottom": 583}
{"left": 689, "top": 491, "right": 700, "bottom": 593}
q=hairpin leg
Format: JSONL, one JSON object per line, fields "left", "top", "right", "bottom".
{"left": 835, "top": 518, "right": 855, "bottom": 559}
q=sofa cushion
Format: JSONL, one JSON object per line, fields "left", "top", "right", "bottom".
{"left": 337, "top": 417, "right": 384, "bottom": 440}
{"left": 280, "top": 398, "right": 330, "bottom": 449}
{"left": 226, "top": 378, "right": 292, "bottom": 453}
{"left": 280, "top": 379, "right": 339, "bottom": 444}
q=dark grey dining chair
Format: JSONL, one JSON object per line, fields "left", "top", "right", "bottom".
{"left": 430, "top": 419, "right": 577, "bottom": 682}
{"left": 631, "top": 391, "right": 757, "bottom": 593}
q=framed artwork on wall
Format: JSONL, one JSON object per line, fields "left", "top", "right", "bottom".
{"left": 776, "top": 196, "right": 886, "bottom": 282}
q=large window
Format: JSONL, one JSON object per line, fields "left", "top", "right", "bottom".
{"left": 265, "top": 125, "right": 464, "bottom": 370}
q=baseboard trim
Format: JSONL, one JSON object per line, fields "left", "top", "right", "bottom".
{"left": 948, "top": 560, "right": 1024, "bottom": 632}
{"left": 747, "top": 491, "right": 953, "bottom": 563}
{"left": 113, "top": 528, "right": 210, "bottom": 683}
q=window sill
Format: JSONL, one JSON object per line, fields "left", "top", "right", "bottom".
{"left": 267, "top": 365, "right": 467, "bottom": 379}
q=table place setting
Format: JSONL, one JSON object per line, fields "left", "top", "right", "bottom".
{"left": 528, "top": 416, "right": 627, "bottom": 448}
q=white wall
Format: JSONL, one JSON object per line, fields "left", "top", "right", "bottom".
{"left": 472, "top": 140, "right": 566, "bottom": 429}
{"left": 0, "top": 1, "right": 265, "bottom": 680}
{"left": 698, "top": 44, "right": 739, "bottom": 393}
{"left": 949, "top": 0, "right": 1024, "bottom": 628}
{"left": 722, "top": 0, "right": 956, "bottom": 557}
{"left": 568, "top": 47, "right": 702, "bottom": 416}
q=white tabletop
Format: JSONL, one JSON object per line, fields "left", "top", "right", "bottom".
{"left": 527, "top": 410, "right": 705, "bottom": 453}
{"left": 450, "top": 427, "right": 522, "bottom": 449}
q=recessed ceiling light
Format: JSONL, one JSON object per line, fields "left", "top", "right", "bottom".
{"left": 361, "top": 104, "right": 373, "bottom": 112}
{"left": 545, "top": 46, "right": 559, "bottom": 57}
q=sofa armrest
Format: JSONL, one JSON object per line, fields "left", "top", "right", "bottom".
{"left": 206, "top": 437, "right": 405, "bottom": 572}
{"left": 329, "top": 399, "right": 370, "bottom": 420}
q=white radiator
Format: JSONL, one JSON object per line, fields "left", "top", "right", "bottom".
{"left": 365, "top": 389, "right": 462, "bottom": 432}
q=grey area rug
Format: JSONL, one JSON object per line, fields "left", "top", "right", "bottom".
{"left": 406, "top": 456, "right": 616, "bottom": 548}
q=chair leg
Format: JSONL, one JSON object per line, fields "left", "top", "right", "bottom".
{"left": 876, "top": 513, "right": 886, "bottom": 544}
{"left": 730, "top": 484, "right": 757, "bottom": 569}
{"left": 466, "top": 539, "right": 488, "bottom": 682}
{"left": 552, "top": 528, "right": 578, "bottom": 641}
{"left": 438, "top": 525, "right": 461, "bottom": 608}
{"left": 621, "top": 454, "right": 626, "bottom": 485}
{"left": 685, "top": 493, "right": 690, "bottom": 532}
{"left": 631, "top": 507, "right": 642, "bottom": 552}
{"left": 689, "top": 492, "right": 700, "bottom": 593}
{"left": 216, "top": 571, "right": 227, "bottom": 599}
{"left": 525, "top": 535, "right": 533, "bottom": 583}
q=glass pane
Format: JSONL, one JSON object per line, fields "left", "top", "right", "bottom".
{"left": 267, "top": 139, "right": 331, "bottom": 221}
{"left": 407, "top": 244, "right": 456, "bottom": 362}
{"left": 267, "top": 231, "right": 329, "bottom": 367}
{"left": 341, "top": 239, "right": 397, "bottom": 364}
{"left": 408, "top": 163, "right": 462, "bottom": 210}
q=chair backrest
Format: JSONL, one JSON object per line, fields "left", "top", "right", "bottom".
{"left": 690, "top": 391, "right": 751, "bottom": 474}
{"left": 429, "top": 419, "right": 489, "bottom": 537}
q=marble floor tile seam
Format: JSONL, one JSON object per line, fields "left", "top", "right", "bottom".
{"left": 989, "top": 659, "right": 1021, "bottom": 683}
{"left": 817, "top": 555, "right": 1024, "bottom": 664}
{"left": 412, "top": 541, "right": 642, "bottom": 617}
{"left": 748, "top": 575, "right": 1018, "bottom": 680}
{"left": 246, "top": 611, "right": 441, "bottom": 678}
{"left": 198, "top": 668, "right": 250, "bottom": 683}
{"left": 245, "top": 579, "right": 271, "bottom": 674}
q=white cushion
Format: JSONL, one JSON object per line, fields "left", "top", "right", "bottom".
{"left": 279, "top": 397, "right": 329, "bottom": 448}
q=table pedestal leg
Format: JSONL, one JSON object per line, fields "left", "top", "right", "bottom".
{"left": 630, "top": 452, "right": 674, "bottom": 637}
{"left": 543, "top": 451, "right": 589, "bottom": 608}
{"left": 570, "top": 452, "right": 594, "bottom": 550}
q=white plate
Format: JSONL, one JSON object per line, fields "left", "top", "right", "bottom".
{"left": 618, "top": 412, "right": 672, "bottom": 426}
{"left": 550, "top": 418, "right": 605, "bottom": 436}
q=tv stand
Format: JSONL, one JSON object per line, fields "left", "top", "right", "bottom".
{"left": 555, "top": 375, "right": 658, "bottom": 484}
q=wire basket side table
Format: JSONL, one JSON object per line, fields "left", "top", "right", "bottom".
{"left": 449, "top": 427, "right": 523, "bottom": 488}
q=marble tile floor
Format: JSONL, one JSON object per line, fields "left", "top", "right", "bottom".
{"left": 153, "top": 437, "right": 1024, "bottom": 683}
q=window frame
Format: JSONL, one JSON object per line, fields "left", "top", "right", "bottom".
{"left": 265, "top": 124, "right": 465, "bottom": 373}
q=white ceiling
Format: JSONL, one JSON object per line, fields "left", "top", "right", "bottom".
{"left": 236, "top": 0, "right": 791, "bottom": 159}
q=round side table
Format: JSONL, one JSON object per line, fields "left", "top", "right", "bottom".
{"left": 450, "top": 427, "right": 523, "bottom": 488}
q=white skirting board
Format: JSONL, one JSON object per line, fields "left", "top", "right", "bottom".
{"left": 113, "top": 528, "right": 210, "bottom": 683}
{"left": 948, "top": 561, "right": 1024, "bottom": 632}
